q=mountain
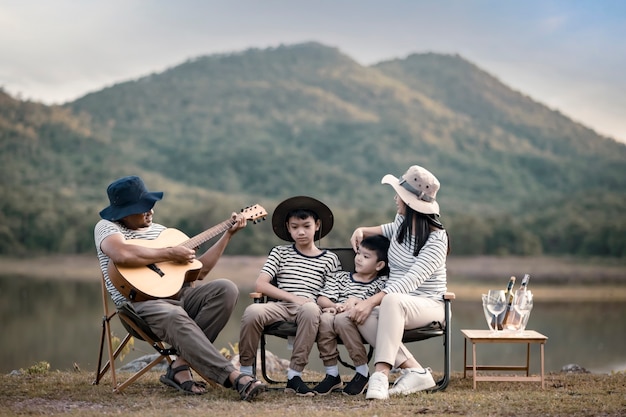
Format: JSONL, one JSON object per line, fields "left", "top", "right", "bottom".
{"left": 2, "top": 42, "right": 625, "bottom": 257}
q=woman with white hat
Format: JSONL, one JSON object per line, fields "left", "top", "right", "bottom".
{"left": 347, "top": 165, "right": 450, "bottom": 400}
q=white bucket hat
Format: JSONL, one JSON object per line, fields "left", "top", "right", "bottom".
{"left": 381, "top": 165, "right": 440, "bottom": 215}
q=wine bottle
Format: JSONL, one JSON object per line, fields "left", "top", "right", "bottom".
{"left": 519, "top": 273, "right": 531, "bottom": 291}
{"left": 501, "top": 276, "right": 516, "bottom": 329}
{"left": 509, "top": 274, "right": 531, "bottom": 330}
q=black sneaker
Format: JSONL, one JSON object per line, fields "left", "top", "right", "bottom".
{"left": 343, "top": 373, "right": 369, "bottom": 396}
{"left": 285, "top": 375, "right": 315, "bottom": 397}
{"left": 313, "top": 374, "right": 343, "bottom": 395}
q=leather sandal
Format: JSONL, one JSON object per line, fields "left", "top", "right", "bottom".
{"left": 159, "top": 364, "right": 207, "bottom": 395}
{"left": 233, "top": 374, "right": 267, "bottom": 401}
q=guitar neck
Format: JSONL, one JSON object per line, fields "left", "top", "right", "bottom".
{"left": 180, "top": 219, "right": 236, "bottom": 249}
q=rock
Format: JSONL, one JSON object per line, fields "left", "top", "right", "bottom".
{"left": 230, "top": 350, "right": 290, "bottom": 375}
{"left": 561, "top": 363, "right": 590, "bottom": 373}
{"left": 119, "top": 354, "right": 169, "bottom": 373}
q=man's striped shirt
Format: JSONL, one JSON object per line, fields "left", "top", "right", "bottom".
{"left": 94, "top": 219, "right": 166, "bottom": 307}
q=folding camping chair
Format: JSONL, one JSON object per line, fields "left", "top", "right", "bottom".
{"left": 250, "top": 247, "right": 455, "bottom": 392}
{"left": 93, "top": 273, "right": 176, "bottom": 393}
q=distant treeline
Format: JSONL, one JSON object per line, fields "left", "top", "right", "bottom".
{"left": 1, "top": 43, "right": 625, "bottom": 258}
{"left": 1, "top": 189, "right": 624, "bottom": 258}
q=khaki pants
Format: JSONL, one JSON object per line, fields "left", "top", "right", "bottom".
{"left": 132, "top": 279, "right": 239, "bottom": 386}
{"left": 318, "top": 311, "right": 369, "bottom": 367}
{"left": 239, "top": 301, "right": 321, "bottom": 372}
{"left": 358, "top": 293, "right": 444, "bottom": 368}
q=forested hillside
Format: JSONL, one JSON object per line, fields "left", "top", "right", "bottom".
{"left": 1, "top": 42, "right": 625, "bottom": 257}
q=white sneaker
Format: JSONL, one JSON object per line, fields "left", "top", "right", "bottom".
{"left": 388, "top": 367, "right": 436, "bottom": 396}
{"left": 365, "top": 371, "right": 389, "bottom": 400}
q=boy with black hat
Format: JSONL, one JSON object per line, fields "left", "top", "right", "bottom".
{"left": 238, "top": 196, "right": 340, "bottom": 396}
{"left": 95, "top": 176, "right": 266, "bottom": 401}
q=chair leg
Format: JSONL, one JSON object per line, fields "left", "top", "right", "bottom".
{"left": 429, "top": 299, "right": 452, "bottom": 392}
{"left": 259, "top": 333, "right": 321, "bottom": 387}
{"left": 93, "top": 314, "right": 111, "bottom": 386}
{"left": 112, "top": 350, "right": 166, "bottom": 393}
{"left": 94, "top": 309, "right": 172, "bottom": 393}
{"left": 259, "top": 333, "right": 282, "bottom": 385}
{"left": 93, "top": 311, "right": 119, "bottom": 387}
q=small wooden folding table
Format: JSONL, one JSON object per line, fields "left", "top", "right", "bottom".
{"left": 461, "top": 329, "right": 548, "bottom": 389}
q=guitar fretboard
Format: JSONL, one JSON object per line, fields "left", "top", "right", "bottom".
{"left": 181, "top": 219, "right": 236, "bottom": 249}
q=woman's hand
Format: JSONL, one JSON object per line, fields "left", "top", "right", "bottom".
{"left": 350, "top": 228, "right": 364, "bottom": 252}
{"left": 350, "top": 226, "right": 383, "bottom": 251}
{"left": 349, "top": 298, "right": 375, "bottom": 325}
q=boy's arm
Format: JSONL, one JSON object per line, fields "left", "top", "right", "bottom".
{"left": 255, "top": 272, "right": 313, "bottom": 305}
{"left": 317, "top": 295, "right": 336, "bottom": 309}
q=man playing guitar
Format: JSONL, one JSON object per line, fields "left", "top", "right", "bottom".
{"left": 95, "top": 175, "right": 266, "bottom": 400}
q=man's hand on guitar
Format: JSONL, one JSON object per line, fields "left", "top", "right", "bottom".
{"left": 226, "top": 212, "right": 248, "bottom": 235}
{"left": 168, "top": 246, "right": 197, "bottom": 264}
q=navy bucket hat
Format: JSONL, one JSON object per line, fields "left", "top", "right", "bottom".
{"left": 99, "top": 176, "right": 163, "bottom": 221}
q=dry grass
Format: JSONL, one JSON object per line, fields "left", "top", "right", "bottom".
{"left": 1, "top": 368, "right": 624, "bottom": 417}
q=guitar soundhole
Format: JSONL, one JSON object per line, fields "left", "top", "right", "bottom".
{"left": 147, "top": 264, "right": 165, "bottom": 277}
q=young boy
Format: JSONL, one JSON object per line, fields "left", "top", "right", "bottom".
{"left": 238, "top": 196, "right": 340, "bottom": 396}
{"left": 313, "top": 235, "right": 390, "bottom": 396}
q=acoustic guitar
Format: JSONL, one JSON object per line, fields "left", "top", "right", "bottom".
{"left": 109, "top": 204, "right": 267, "bottom": 301}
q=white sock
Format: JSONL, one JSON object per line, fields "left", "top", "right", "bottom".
{"left": 325, "top": 365, "right": 339, "bottom": 377}
{"left": 355, "top": 364, "right": 369, "bottom": 377}
{"left": 287, "top": 368, "right": 301, "bottom": 380}
{"left": 239, "top": 365, "right": 253, "bottom": 375}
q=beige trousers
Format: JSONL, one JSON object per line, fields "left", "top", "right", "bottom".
{"left": 358, "top": 292, "right": 444, "bottom": 368}
{"left": 318, "top": 311, "right": 369, "bottom": 367}
{"left": 239, "top": 301, "right": 321, "bottom": 372}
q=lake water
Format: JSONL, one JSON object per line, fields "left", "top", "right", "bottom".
{"left": 1, "top": 276, "right": 625, "bottom": 376}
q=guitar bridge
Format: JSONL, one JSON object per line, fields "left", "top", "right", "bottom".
{"left": 147, "top": 263, "right": 165, "bottom": 277}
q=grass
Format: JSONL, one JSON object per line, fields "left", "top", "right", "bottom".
{"left": 1, "top": 368, "right": 624, "bottom": 416}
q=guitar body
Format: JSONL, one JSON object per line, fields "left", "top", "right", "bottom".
{"left": 108, "top": 204, "right": 267, "bottom": 302}
{"left": 108, "top": 228, "right": 204, "bottom": 302}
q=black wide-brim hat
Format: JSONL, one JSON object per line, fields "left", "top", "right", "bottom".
{"left": 271, "top": 196, "right": 334, "bottom": 242}
{"left": 99, "top": 176, "right": 163, "bottom": 221}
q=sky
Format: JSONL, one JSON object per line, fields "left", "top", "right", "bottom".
{"left": 1, "top": 0, "right": 625, "bottom": 143}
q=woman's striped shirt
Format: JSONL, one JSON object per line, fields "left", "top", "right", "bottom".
{"left": 381, "top": 214, "right": 448, "bottom": 300}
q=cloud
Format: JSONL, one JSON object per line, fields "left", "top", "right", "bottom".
{"left": 1, "top": 0, "right": 624, "bottom": 142}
